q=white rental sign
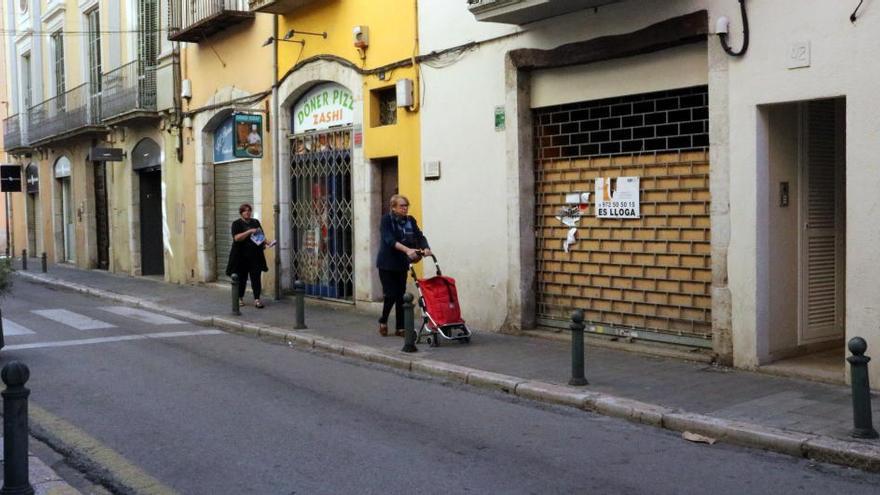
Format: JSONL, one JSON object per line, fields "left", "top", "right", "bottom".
{"left": 595, "top": 177, "right": 640, "bottom": 219}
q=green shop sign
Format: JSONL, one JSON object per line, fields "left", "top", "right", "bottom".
{"left": 292, "top": 83, "right": 355, "bottom": 133}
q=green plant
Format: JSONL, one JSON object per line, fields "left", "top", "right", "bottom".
{"left": 0, "top": 259, "right": 14, "bottom": 298}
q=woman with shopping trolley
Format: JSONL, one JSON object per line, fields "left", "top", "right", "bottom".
{"left": 376, "top": 194, "right": 431, "bottom": 337}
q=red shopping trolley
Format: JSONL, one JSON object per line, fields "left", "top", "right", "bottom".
{"left": 409, "top": 253, "right": 473, "bottom": 347}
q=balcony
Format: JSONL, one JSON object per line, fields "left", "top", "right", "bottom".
{"left": 3, "top": 113, "right": 29, "bottom": 154}
{"left": 467, "top": 0, "right": 624, "bottom": 25}
{"left": 248, "top": 0, "right": 321, "bottom": 14}
{"left": 101, "top": 61, "right": 158, "bottom": 124}
{"left": 27, "top": 83, "right": 105, "bottom": 146}
{"left": 168, "top": 0, "right": 254, "bottom": 43}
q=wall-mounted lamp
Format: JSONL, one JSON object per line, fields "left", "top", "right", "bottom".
{"left": 262, "top": 28, "right": 327, "bottom": 47}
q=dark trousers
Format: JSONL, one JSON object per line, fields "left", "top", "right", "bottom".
{"left": 379, "top": 269, "right": 408, "bottom": 329}
{"left": 237, "top": 267, "right": 262, "bottom": 300}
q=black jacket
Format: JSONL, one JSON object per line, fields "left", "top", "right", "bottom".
{"left": 375, "top": 213, "right": 429, "bottom": 271}
{"left": 226, "top": 218, "right": 269, "bottom": 276}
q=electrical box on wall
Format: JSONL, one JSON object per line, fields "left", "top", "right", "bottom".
{"left": 396, "top": 79, "right": 414, "bottom": 108}
{"left": 424, "top": 160, "right": 441, "bottom": 180}
{"left": 353, "top": 25, "right": 369, "bottom": 48}
{"left": 181, "top": 79, "right": 192, "bottom": 99}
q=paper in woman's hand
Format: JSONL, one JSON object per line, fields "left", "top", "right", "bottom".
{"left": 250, "top": 230, "right": 266, "bottom": 245}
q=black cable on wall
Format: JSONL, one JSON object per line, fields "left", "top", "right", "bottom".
{"left": 718, "top": 0, "right": 750, "bottom": 57}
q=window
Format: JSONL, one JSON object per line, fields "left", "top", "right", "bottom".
{"left": 137, "top": 0, "right": 158, "bottom": 67}
{"left": 371, "top": 87, "right": 397, "bottom": 127}
{"left": 51, "top": 31, "right": 65, "bottom": 97}
{"left": 86, "top": 9, "right": 102, "bottom": 94}
{"left": 21, "top": 53, "right": 31, "bottom": 110}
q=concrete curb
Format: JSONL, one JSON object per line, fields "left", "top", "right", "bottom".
{"left": 14, "top": 271, "right": 880, "bottom": 473}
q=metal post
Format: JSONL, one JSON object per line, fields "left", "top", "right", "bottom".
{"left": 40, "top": 252, "right": 46, "bottom": 273}
{"left": 0, "top": 307, "right": 5, "bottom": 350}
{"left": 231, "top": 274, "right": 241, "bottom": 316}
{"left": 847, "top": 337, "right": 878, "bottom": 439}
{"left": 569, "top": 309, "right": 589, "bottom": 386}
{"left": 20, "top": 250, "right": 26, "bottom": 271}
{"left": 293, "top": 280, "right": 306, "bottom": 329}
{"left": 401, "top": 293, "right": 417, "bottom": 353}
{"left": 1, "top": 361, "right": 34, "bottom": 495}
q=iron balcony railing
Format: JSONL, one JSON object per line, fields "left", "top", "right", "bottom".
{"left": 27, "top": 83, "right": 102, "bottom": 144}
{"left": 101, "top": 60, "right": 157, "bottom": 121}
{"left": 168, "top": 0, "right": 253, "bottom": 42}
{"left": 3, "top": 113, "right": 26, "bottom": 151}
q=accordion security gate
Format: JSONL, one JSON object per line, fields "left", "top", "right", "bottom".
{"left": 289, "top": 128, "right": 354, "bottom": 300}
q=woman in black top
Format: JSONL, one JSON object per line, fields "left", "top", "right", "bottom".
{"left": 226, "top": 203, "right": 271, "bottom": 308}
{"left": 375, "top": 194, "right": 431, "bottom": 336}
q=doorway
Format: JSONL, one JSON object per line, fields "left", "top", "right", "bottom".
{"left": 214, "top": 160, "right": 253, "bottom": 281}
{"left": 763, "top": 98, "right": 845, "bottom": 378}
{"left": 139, "top": 169, "right": 164, "bottom": 275}
{"left": 377, "top": 157, "right": 399, "bottom": 212}
{"left": 60, "top": 178, "right": 74, "bottom": 262}
{"left": 26, "top": 193, "right": 37, "bottom": 255}
{"left": 93, "top": 161, "right": 110, "bottom": 270}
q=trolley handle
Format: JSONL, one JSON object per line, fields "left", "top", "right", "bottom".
{"left": 408, "top": 249, "right": 442, "bottom": 277}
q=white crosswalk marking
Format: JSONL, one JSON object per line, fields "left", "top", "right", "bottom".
{"left": 31, "top": 309, "right": 116, "bottom": 330}
{"left": 99, "top": 306, "right": 185, "bottom": 325}
{"left": 1, "top": 319, "right": 35, "bottom": 336}
{"left": 2, "top": 330, "right": 224, "bottom": 351}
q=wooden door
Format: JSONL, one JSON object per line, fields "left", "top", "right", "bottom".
{"left": 139, "top": 170, "right": 164, "bottom": 275}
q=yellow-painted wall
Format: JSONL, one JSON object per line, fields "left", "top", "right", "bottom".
{"left": 278, "top": 0, "right": 423, "bottom": 223}
{"left": 180, "top": 14, "right": 277, "bottom": 290}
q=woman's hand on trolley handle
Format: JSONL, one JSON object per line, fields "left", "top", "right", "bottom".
{"left": 407, "top": 248, "right": 433, "bottom": 262}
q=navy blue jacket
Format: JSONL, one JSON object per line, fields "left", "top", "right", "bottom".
{"left": 376, "top": 213, "right": 429, "bottom": 271}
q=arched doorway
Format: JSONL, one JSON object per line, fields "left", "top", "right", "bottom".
{"left": 289, "top": 82, "right": 354, "bottom": 300}
{"left": 132, "top": 138, "right": 164, "bottom": 276}
{"left": 54, "top": 157, "right": 74, "bottom": 262}
{"left": 212, "top": 114, "right": 254, "bottom": 280}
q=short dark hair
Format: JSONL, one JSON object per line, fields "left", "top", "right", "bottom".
{"left": 239, "top": 203, "right": 252, "bottom": 214}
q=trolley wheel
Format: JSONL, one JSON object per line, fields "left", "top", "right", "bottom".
{"left": 461, "top": 337, "right": 470, "bottom": 344}
{"left": 428, "top": 335, "right": 439, "bottom": 348}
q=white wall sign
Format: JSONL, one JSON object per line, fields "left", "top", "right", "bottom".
{"left": 787, "top": 41, "right": 811, "bottom": 69}
{"left": 292, "top": 82, "right": 355, "bottom": 133}
{"left": 595, "top": 177, "right": 640, "bottom": 219}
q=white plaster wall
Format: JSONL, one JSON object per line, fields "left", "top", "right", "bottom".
{"left": 418, "top": 0, "right": 724, "bottom": 332}
{"left": 724, "top": 1, "right": 880, "bottom": 386}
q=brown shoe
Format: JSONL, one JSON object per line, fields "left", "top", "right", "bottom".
{"left": 394, "top": 329, "right": 405, "bottom": 337}
{"left": 379, "top": 323, "right": 388, "bottom": 336}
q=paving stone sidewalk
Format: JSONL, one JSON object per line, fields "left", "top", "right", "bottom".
{"left": 10, "top": 260, "right": 880, "bottom": 471}
{"left": 0, "top": 436, "right": 82, "bottom": 494}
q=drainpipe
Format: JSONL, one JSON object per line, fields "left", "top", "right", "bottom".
{"left": 273, "top": 14, "right": 282, "bottom": 300}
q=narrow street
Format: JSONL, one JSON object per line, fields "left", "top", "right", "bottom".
{"left": 0, "top": 279, "right": 877, "bottom": 494}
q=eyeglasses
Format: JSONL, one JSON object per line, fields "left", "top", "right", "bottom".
{"left": 397, "top": 204, "right": 410, "bottom": 208}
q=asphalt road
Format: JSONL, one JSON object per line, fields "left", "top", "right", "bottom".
{"left": 2, "top": 279, "right": 880, "bottom": 494}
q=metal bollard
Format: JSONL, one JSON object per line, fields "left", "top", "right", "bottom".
{"left": 847, "top": 337, "right": 878, "bottom": 439}
{"left": 569, "top": 309, "right": 589, "bottom": 386}
{"left": 0, "top": 307, "right": 5, "bottom": 350}
{"left": 20, "top": 249, "right": 26, "bottom": 271}
{"left": 293, "top": 280, "right": 307, "bottom": 329}
{"left": 40, "top": 252, "right": 46, "bottom": 273}
{"left": 231, "top": 274, "right": 241, "bottom": 316}
{"left": 401, "top": 293, "right": 418, "bottom": 353}
{"left": 1, "top": 362, "right": 34, "bottom": 495}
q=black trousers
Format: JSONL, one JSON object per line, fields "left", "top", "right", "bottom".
{"left": 236, "top": 267, "right": 262, "bottom": 300}
{"left": 378, "top": 269, "right": 408, "bottom": 329}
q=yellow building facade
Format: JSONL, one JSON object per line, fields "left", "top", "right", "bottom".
{"left": 3, "top": 1, "right": 180, "bottom": 280}
{"left": 264, "top": 0, "right": 422, "bottom": 303}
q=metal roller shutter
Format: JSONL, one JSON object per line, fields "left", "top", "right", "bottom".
{"left": 214, "top": 160, "right": 253, "bottom": 280}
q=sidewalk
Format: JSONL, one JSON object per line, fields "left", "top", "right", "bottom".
{"left": 11, "top": 260, "right": 880, "bottom": 472}
{"left": 0, "top": 436, "right": 82, "bottom": 494}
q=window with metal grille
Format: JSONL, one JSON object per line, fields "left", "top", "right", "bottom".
{"left": 86, "top": 9, "right": 102, "bottom": 95}
{"left": 51, "top": 31, "right": 65, "bottom": 97}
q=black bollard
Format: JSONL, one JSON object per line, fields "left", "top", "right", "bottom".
{"left": 293, "top": 280, "right": 307, "bottom": 329}
{"left": 847, "top": 337, "right": 879, "bottom": 439}
{"left": 231, "top": 274, "right": 241, "bottom": 316}
{"left": 40, "top": 252, "right": 46, "bottom": 273}
{"left": 401, "top": 293, "right": 418, "bottom": 353}
{"left": 1, "top": 362, "right": 34, "bottom": 495}
{"left": 569, "top": 309, "right": 589, "bottom": 386}
{"left": 20, "top": 250, "right": 26, "bottom": 271}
